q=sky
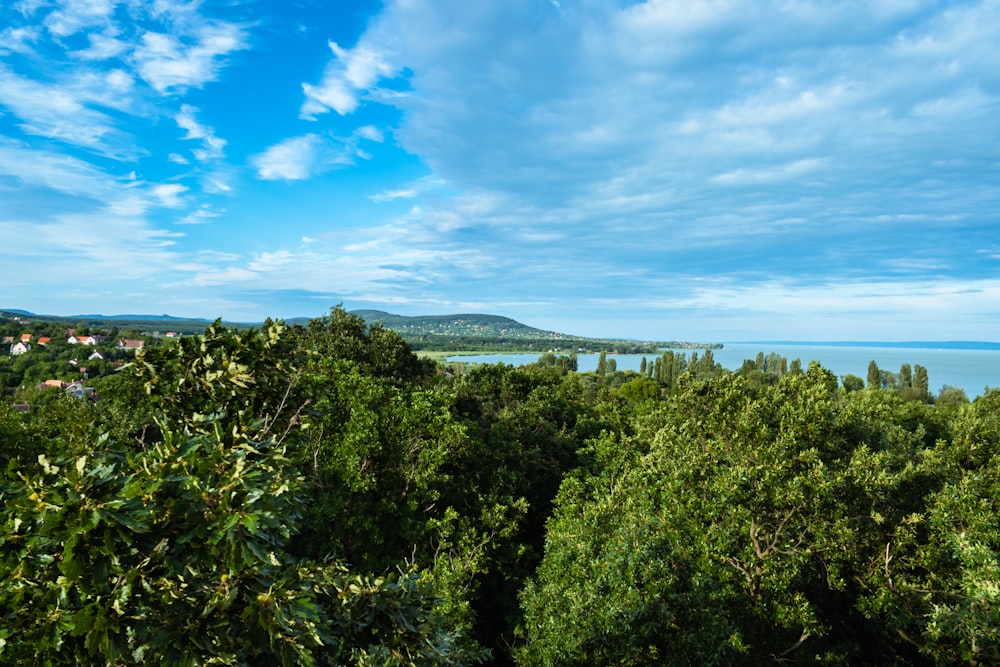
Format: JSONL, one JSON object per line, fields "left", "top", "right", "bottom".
{"left": 1, "top": 0, "right": 999, "bottom": 341}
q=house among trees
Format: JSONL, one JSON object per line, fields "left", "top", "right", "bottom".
{"left": 19, "top": 333, "right": 31, "bottom": 343}
{"left": 118, "top": 338, "right": 144, "bottom": 352}
{"left": 64, "top": 381, "right": 96, "bottom": 400}
{"left": 9, "top": 342, "right": 29, "bottom": 356}
{"left": 39, "top": 379, "right": 67, "bottom": 390}
{"left": 68, "top": 335, "right": 98, "bottom": 345}
{"left": 36, "top": 336, "right": 52, "bottom": 346}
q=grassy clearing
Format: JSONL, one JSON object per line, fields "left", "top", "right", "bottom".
{"left": 415, "top": 350, "right": 491, "bottom": 361}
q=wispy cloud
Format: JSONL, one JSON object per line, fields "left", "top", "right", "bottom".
{"left": 369, "top": 176, "right": 446, "bottom": 203}
{"left": 370, "top": 187, "right": 419, "bottom": 203}
{"left": 71, "top": 27, "right": 128, "bottom": 60}
{"left": 251, "top": 134, "right": 323, "bottom": 180}
{"left": 176, "top": 204, "right": 222, "bottom": 225}
{"left": 175, "top": 104, "right": 226, "bottom": 160}
{"left": 43, "top": 0, "right": 117, "bottom": 38}
{"left": 151, "top": 183, "right": 188, "bottom": 208}
{"left": 0, "top": 138, "right": 119, "bottom": 198}
{"left": 300, "top": 40, "right": 398, "bottom": 118}
{"left": 251, "top": 133, "right": 353, "bottom": 180}
{"left": 354, "top": 124, "right": 384, "bottom": 142}
{"left": 0, "top": 25, "right": 38, "bottom": 54}
{"left": 131, "top": 21, "right": 249, "bottom": 92}
{"left": 0, "top": 63, "right": 136, "bottom": 156}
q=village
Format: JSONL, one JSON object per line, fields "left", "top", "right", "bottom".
{"left": 0, "top": 313, "right": 177, "bottom": 405}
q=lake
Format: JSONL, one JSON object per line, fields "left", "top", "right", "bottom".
{"left": 447, "top": 343, "right": 1000, "bottom": 398}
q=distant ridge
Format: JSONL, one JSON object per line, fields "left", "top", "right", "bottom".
{"left": 1, "top": 308, "right": 717, "bottom": 352}
{"left": 350, "top": 310, "right": 559, "bottom": 337}
{"left": 2, "top": 310, "right": 210, "bottom": 323}
{"left": 347, "top": 310, "right": 716, "bottom": 353}
{"left": 0, "top": 309, "right": 222, "bottom": 335}
{"left": 69, "top": 313, "right": 213, "bottom": 322}
{"left": 739, "top": 340, "right": 1000, "bottom": 351}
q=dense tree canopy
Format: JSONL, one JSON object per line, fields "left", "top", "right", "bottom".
{"left": 1, "top": 307, "right": 996, "bottom": 665}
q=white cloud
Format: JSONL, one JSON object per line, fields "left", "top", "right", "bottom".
{"left": 104, "top": 68, "right": 133, "bottom": 90}
{"left": 175, "top": 104, "right": 226, "bottom": 160}
{"left": 180, "top": 235, "right": 491, "bottom": 303}
{"left": 44, "top": 0, "right": 118, "bottom": 38}
{"left": 712, "top": 158, "right": 826, "bottom": 185}
{"left": 251, "top": 135, "right": 321, "bottom": 181}
{"left": 370, "top": 187, "right": 419, "bottom": 203}
{"left": 71, "top": 27, "right": 128, "bottom": 60}
{"left": 176, "top": 204, "right": 222, "bottom": 225}
{"left": 0, "top": 140, "right": 101, "bottom": 195}
{"left": 0, "top": 25, "right": 39, "bottom": 54}
{"left": 131, "top": 21, "right": 248, "bottom": 92}
{"left": 369, "top": 175, "right": 446, "bottom": 203}
{"left": 187, "top": 266, "right": 259, "bottom": 286}
{"left": 251, "top": 134, "right": 353, "bottom": 181}
{"left": 14, "top": 0, "right": 48, "bottom": 17}
{"left": 300, "top": 41, "right": 398, "bottom": 118}
{"left": 355, "top": 124, "right": 384, "bottom": 142}
{"left": 203, "top": 172, "right": 234, "bottom": 193}
{"left": 151, "top": 183, "right": 187, "bottom": 207}
{"left": 0, "top": 63, "right": 129, "bottom": 155}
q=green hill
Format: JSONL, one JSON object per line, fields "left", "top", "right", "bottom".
{"left": 348, "top": 310, "right": 720, "bottom": 354}
{"left": 1, "top": 308, "right": 720, "bottom": 353}
{"left": 351, "top": 310, "right": 559, "bottom": 338}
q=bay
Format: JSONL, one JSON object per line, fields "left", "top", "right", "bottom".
{"left": 447, "top": 343, "right": 1000, "bottom": 398}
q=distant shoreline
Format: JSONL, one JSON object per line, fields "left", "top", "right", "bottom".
{"left": 731, "top": 341, "right": 1000, "bottom": 351}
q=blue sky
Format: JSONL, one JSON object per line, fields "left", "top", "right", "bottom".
{"left": 1, "top": 0, "right": 998, "bottom": 341}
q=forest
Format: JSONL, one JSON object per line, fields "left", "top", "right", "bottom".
{"left": 1, "top": 307, "right": 997, "bottom": 665}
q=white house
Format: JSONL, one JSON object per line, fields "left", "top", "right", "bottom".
{"left": 118, "top": 338, "right": 144, "bottom": 352}
{"left": 10, "top": 342, "right": 29, "bottom": 356}
{"left": 68, "top": 335, "right": 98, "bottom": 345}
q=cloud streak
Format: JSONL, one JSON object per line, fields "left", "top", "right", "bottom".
{"left": 300, "top": 40, "right": 398, "bottom": 118}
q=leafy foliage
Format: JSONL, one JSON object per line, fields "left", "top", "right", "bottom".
{"left": 1, "top": 306, "right": 998, "bottom": 666}
{"left": 0, "top": 313, "right": 480, "bottom": 666}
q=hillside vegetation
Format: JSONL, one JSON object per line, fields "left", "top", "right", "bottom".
{"left": 2, "top": 308, "right": 720, "bottom": 354}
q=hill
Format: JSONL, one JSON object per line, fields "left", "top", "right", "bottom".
{"left": 351, "top": 310, "right": 559, "bottom": 338}
{"left": 1, "top": 308, "right": 719, "bottom": 353}
{"left": 0, "top": 310, "right": 231, "bottom": 336}
{"left": 348, "top": 310, "right": 719, "bottom": 353}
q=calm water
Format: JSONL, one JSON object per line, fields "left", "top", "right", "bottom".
{"left": 447, "top": 343, "right": 1000, "bottom": 398}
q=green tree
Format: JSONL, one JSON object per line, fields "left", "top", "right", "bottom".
{"left": 842, "top": 373, "right": 865, "bottom": 392}
{"left": 868, "top": 360, "right": 881, "bottom": 389}
{"left": 520, "top": 365, "right": 935, "bottom": 665}
{"left": 859, "top": 389, "right": 1000, "bottom": 664}
{"left": 937, "top": 384, "right": 969, "bottom": 411}
{"left": 899, "top": 363, "right": 913, "bottom": 391}
{"left": 913, "top": 364, "right": 931, "bottom": 402}
{"left": 617, "top": 376, "right": 659, "bottom": 405}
